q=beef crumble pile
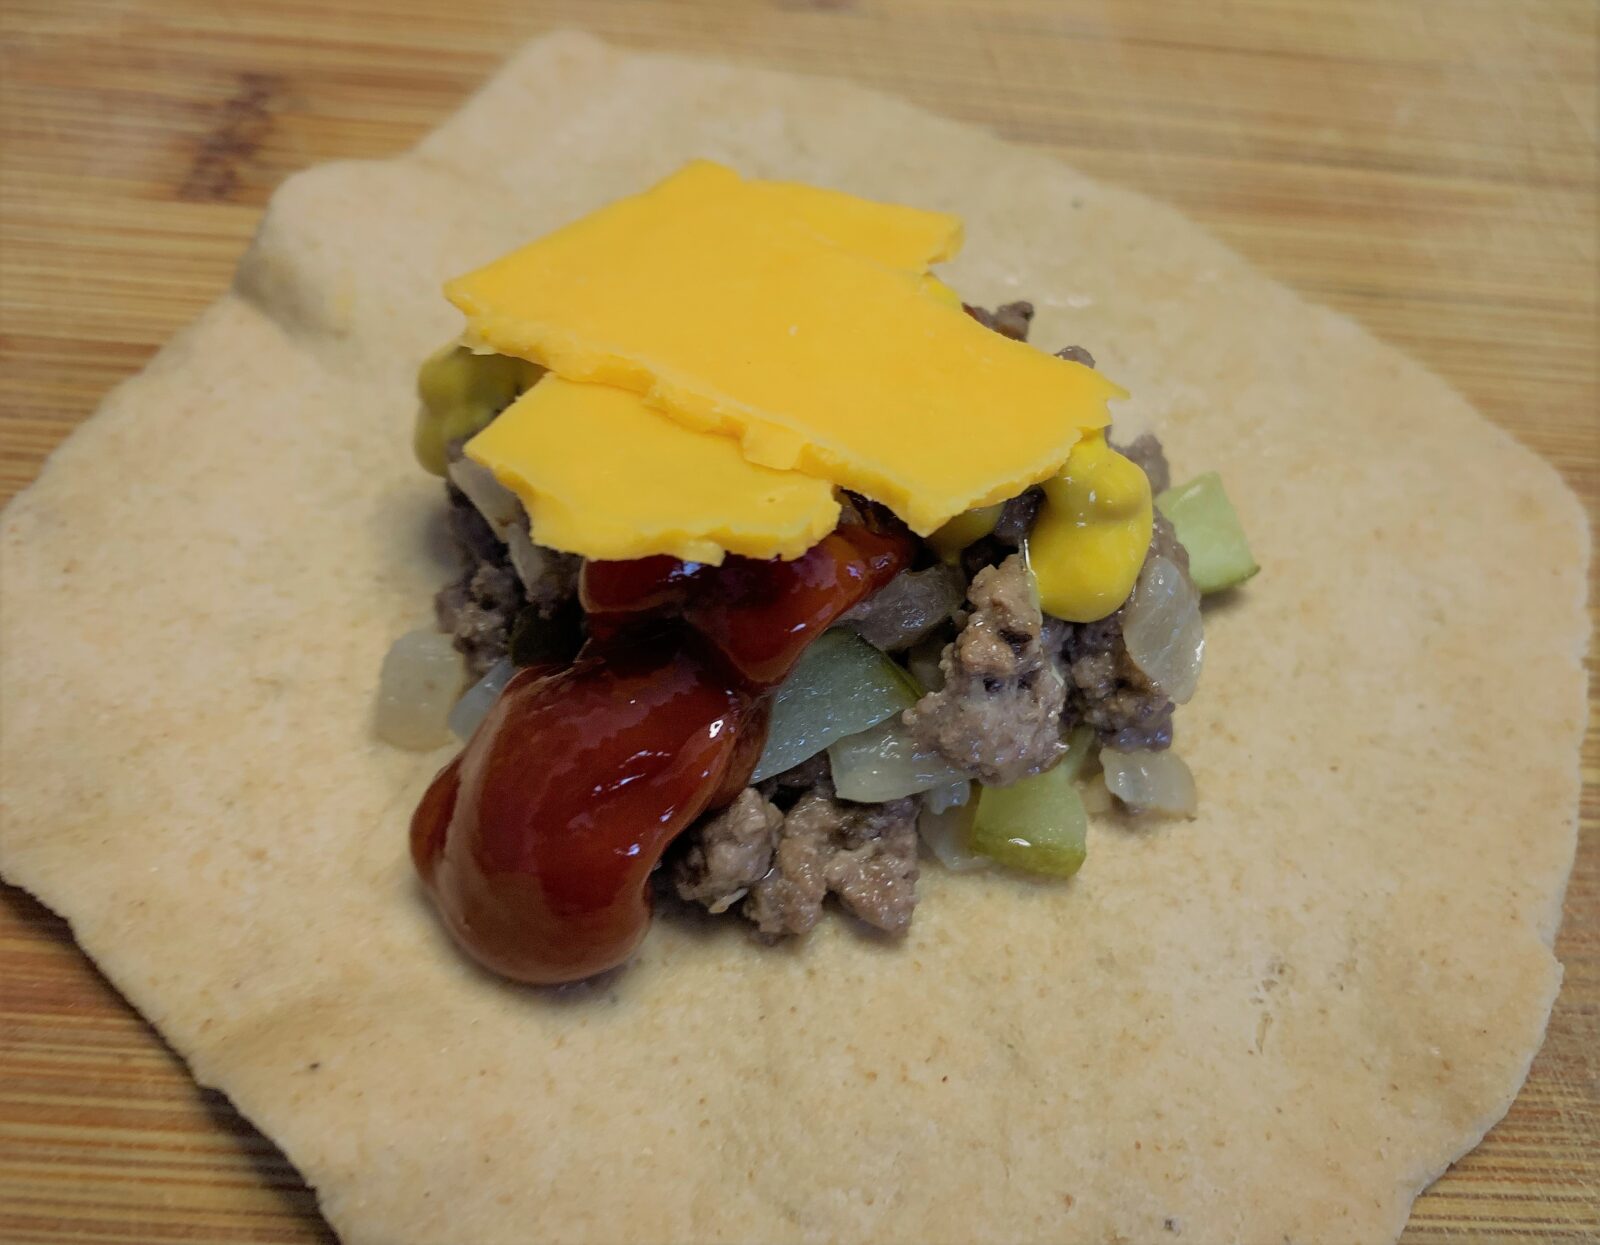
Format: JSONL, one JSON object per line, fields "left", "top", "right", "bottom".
{"left": 435, "top": 477, "right": 579, "bottom": 676}
{"left": 431, "top": 301, "right": 1194, "bottom": 940}
{"left": 904, "top": 554, "right": 1068, "bottom": 786}
{"left": 674, "top": 776, "right": 920, "bottom": 937}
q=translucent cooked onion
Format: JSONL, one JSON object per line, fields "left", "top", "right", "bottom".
{"left": 376, "top": 629, "right": 467, "bottom": 751}
{"left": 1077, "top": 772, "right": 1114, "bottom": 815}
{"left": 1121, "top": 554, "right": 1204, "bottom": 704}
{"left": 448, "top": 457, "right": 554, "bottom": 599}
{"left": 924, "top": 780, "right": 972, "bottom": 815}
{"left": 906, "top": 635, "right": 947, "bottom": 694}
{"left": 840, "top": 565, "right": 964, "bottom": 652}
{"left": 749, "top": 629, "right": 921, "bottom": 783}
{"left": 1101, "top": 748, "right": 1198, "bottom": 816}
{"left": 448, "top": 456, "right": 524, "bottom": 532}
{"left": 828, "top": 716, "right": 967, "bottom": 802}
{"left": 449, "top": 656, "right": 517, "bottom": 741}
{"left": 917, "top": 797, "right": 988, "bottom": 872}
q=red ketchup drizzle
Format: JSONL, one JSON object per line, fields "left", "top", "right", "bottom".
{"left": 410, "top": 522, "right": 912, "bottom": 985}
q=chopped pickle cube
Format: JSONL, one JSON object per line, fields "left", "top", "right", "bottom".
{"left": 414, "top": 345, "right": 543, "bottom": 476}
{"left": 1101, "top": 747, "right": 1198, "bottom": 816}
{"left": 749, "top": 629, "right": 922, "bottom": 783}
{"left": 1156, "top": 471, "right": 1259, "bottom": 594}
{"left": 971, "top": 761, "right": 1088, "bottom": 878}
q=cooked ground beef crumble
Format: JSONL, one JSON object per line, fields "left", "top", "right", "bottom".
{"left": 673, "top": 776, "right": 920, "bottom": 937}
{"left": 435, "top": 482, "right": 579, "bottom": 676}
{"left": 904, "top": 553, "right": 1068, "bottom": 786}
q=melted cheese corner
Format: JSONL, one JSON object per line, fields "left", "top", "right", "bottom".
{"left": 467, "top": 377, "right": 839, "bottom": 564}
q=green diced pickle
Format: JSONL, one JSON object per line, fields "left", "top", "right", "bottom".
{"left": 1155, "top": 471, "right": 1259, "bottom": 594}
{"left": 971, "top": 762, "right": 1088, "bottom": 878}
{"left": 413, "top": 345, "right": 544, "bottom": 476}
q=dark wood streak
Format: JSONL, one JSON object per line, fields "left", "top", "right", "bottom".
{"left": 178, "top": 72, "right": 285, "bottom": 203}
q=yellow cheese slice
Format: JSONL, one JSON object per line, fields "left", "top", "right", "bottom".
{"left": 466, "top": 377, "right": 838, "bottom": 564}
{"left": 447, "top": 162, "right": 1123, "bottom": 534}
{"left": 744, "top": 176, "right": 963, "bottom": 271}
{"left": 459, "top": 161, "right": 964, "bottom": 562}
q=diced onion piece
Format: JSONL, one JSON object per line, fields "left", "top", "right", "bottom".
{"left": 448, "top": 457, "right": 557, "bottom": 602}
{"left": 970, "top": 762, "right": 1087, "bottom": 878}
{"left": 906, "top": 635, "right": 947, "bottom": 694}
{"left": 1121, "top": 554, "right": 1204, "bottom": 703}
{"left": 449, "top": 656, "right": 517, "bottom": 741}
{"left": 924, "top": 780, "right": 972, "bottom": 814}
{"left": 1078, "top": 772, "right": 1114, "bottom": 815}
{"left": 750, "top": 629, "right": 922, "bottom": 783}
{"left": 840, "top": 565, "right": 964, "bottom": 652}
{"left": 1101, "top": 748, "right": 1198, "bottom": 816}
{"left": 376, "top": 630, "right": 467, "bottom": 751}
{"left": 918, "top": 796, "right": 989, "bottom": 872}
{"left": 505, "top": 524, "right": 562, "bottom": 599}
{"left": 828, "top": 716, "right": 967, "bottom": 802}
{"left": 448, "top": 456, "right": 525, "bottom": 534}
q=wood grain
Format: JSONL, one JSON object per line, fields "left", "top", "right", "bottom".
{"left": 0, "top": 1, "right": 1594, "bottom": 1240}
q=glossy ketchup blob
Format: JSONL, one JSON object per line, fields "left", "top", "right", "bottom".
{"left": 411, "top": 520, "right": 912, "bottom": 984}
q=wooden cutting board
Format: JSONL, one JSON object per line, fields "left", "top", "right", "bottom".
{"left": 1, "top": 1, "right": 1595, "bottom": 1240}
